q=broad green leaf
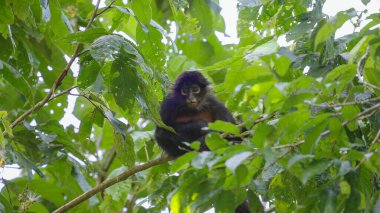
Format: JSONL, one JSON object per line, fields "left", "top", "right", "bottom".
{"left": 1, "top": 61, "right": 31, "bottom": 97}
{"left": 251, "top": 124, "right": 275, "bottom": 148}
{"left": 104, "top": 111, "right": 128, "bottom": 137}
{"left": 171, "top": 152, "right": 197, "bottom": 172}
{"left": 300, "top": 160, "right": 330, "bottom": 184}
{"left": 171, "top": 191, "right": 190, "bottom": 213}
{"left": 78, "top": 55, "right": 101, "bottom": 88}
{"left": 0, "top": 2, "right": 14, "bottom": 24}
{"left": 288, "top": 154, "right": 314, "bottom": 168}
{"left": 192, "top": 152, "right": 214, "bottom": 169}
{"left": 114, "top": 6, "right": 148, "bottom": 32}
{"left": 342, "top": 105, "right": 360, "bottom": 131}
{"left": 63, "top": 28, "right": 108, "bottom": 43}
{"left": 131, "top": 0, "right": 152, "bottom": 25}
{"left": 190, "top": 0, "right": 213, "bottom": 37}
{"left": 208, "top": 120, "right": 240, "bottom": 135}
{"left": 225, "top": 151, "right": 252, "bottom": 172}
{"left": 78, "top": 111, "right": 94, "bottom": 140}
{"left": 90, "top": 35, "right": 152, "bottom": 75}
{"left": 114, "top": 133, "right": 136, "bottom": 167}
{"left": 205, "top": 132, "right": 229, "bottom": 150}
{"left": 274, "top": 55, "right": 291, "bottom": 77}
{"left": 302, "top": 120, "right": 328, "bottom": 154}
{"left": 110, "top": 53, "right": 139, "bottom": 114}
{"left": 324, "top": 64, "right": 356, "bottom": 83}
{"left": 0, "top": 193, "right": 12, "bottom": 213}
{"left": 244, "top": 38, "right": 278, "bottom": 61}
{"left": 136, "top": 25, "right": 165, "bottom": 70}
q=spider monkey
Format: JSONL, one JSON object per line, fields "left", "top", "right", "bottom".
{"left": 155, "top": 71, "right": 236, "bottom": 157}
{"left": 155, "top": 71, "right": 250, "bottom": 213}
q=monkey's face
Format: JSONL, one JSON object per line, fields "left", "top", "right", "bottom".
{"left": 180, "top": 84, "right": 203, "bottom": 108}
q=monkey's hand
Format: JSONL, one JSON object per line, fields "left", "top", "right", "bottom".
{"left": 174, "top": 119, "right": 209, "bottom": 140}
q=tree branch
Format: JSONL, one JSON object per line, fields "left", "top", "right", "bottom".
{"left": 53, "top": 155, "right": 171, "bottom": 213}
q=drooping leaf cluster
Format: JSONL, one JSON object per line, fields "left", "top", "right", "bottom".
{"left": 0, "top": 0, "right": 380, "bottom": 212}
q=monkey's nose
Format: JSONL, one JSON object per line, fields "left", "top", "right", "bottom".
{"left": 187, "top": 98, "right": 197, "bottom": 105}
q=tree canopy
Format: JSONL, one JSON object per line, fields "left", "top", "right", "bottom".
{"left": 1, "top": 0, "right": 380, "bottom": 212}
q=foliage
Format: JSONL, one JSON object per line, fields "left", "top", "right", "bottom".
{"left": 1, "top": 0, "right": 380, "bottom": 212}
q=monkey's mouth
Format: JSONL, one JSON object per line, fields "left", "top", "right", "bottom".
{"left": 187, "top": 100, "right": 198, "bottom": 107}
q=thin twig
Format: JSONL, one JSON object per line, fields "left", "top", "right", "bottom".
{"left": 95, "top": 0, "right": 116, "bottom": 18}
{"left": 272, "top": 141, "right": 305, "bottom": 149}
{"left": 362, "top": 82, "right": 380, "bottom": 92}
{"left": 126, "top": 185, "right": 141, "bottom": 213}
{"left": 371, "top": 128, "right": 380, "bottom": 144}
{"left": 342, "top": 103, "right": 380, "bottom": 126}
{"left": 53, "top": 155, "right": 170, "bottom": 213}
{"left": 311, "top": 96, "right": 380, "bottom": 108}
{"left": 49, "top": 86, "right": 79, "bottom": 102}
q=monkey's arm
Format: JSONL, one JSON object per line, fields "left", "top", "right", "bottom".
{"left": 154, "top": 127, "right": 192, "bottom": 157}
{"left": 173, "top": 119, "right": 208, "bottom": 140}
{"left": 208, "top": 97, "right": 236, "bottom": 123}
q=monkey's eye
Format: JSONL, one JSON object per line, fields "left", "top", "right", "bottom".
{"left": 192, "top": 85, "right": 200, "bottom": 94}
{"left": 181, "top": 88, "right": 188, "bottom": 96}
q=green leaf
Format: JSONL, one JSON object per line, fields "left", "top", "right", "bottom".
{"left": 78, "top": 55, "right": 101, "bottom": 88}
{"left": 342, "top": 106, "right": 360, "bottom": 131}
{"left": 78, "top": 111, "right": 94, "bottom": 140}
{"left": 0, "top": 2, "right": 14, "bottom": 24}
{"left": 288, "top": 154, "right": 314, "bottom": 168}
{"left": 205, "top": 132, "right": 229, "bottom": 150}
{"left": 191, "top": 152, "right": 214, "bottom": 169}
{"left": 171, "top": 152, "right": 197, "bottom": 172}
{"left": 2, "top": 119, "right": 13, "bottom": 138}
{"left": 250, "top": 124, "right": 274, "bottom": 148}
{"left": 244, "top": 38, "right": 278, "bottom": 61}
{"left": 190, "top": 0, "right": 213, "bottom": 37}
{"left": 225, "top": 151, "right": 252, "bottom": 172}
{"left": 301, "top": 119, "right": 329, "bottom": 154}
{"left": 323, "top": 64, "right": 356, "bottom": 84}
{"left": 114, "top": 133, "right": 136, "bottom": 167}
{"left": 136, "top": 25, "right": 165, "bottom": 70}
{"left": 208, "top": 120, "right": 240, "bottom": 135}
{"left": 1, "top": 61, "right": 31, "bottom": 97}
{"left": 63, "top": 28, "right": 108, "bottom": 43}
{"left": 301, "top": 160, "right": 330, "bottom": 184}
{"left": 361, "top": 0, "right": 370, "bottom": 5}
{"left": 110, "top": 53, "right": 139, "bottom": 113}
{"left": 0, "top": 193, "right": 13, "bottom": 213}
{"left": 114, "top": 6, "right": 148, "bottom": 32}
{"left": 0, "top": 111, "right": 7, "bottom": 118}
{"left": 131, "top": 0, "right": 152, "bottom": 25}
